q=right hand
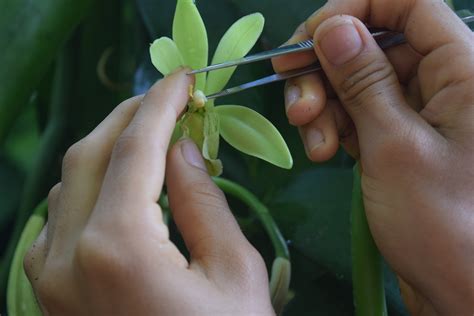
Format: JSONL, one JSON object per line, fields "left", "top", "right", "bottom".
{"left": 272, "top": 0, "right": 474, "bottom": 314}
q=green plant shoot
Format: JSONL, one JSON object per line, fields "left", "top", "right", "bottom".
{"left": 150, "top": 0, "right": 293, "bottom": 176}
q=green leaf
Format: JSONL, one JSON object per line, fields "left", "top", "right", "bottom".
{"left": 7, "top": 200, "right": 47, "bottom": 316}
{"left": 150, "top": 37, "right": 184, "bottom": 76}
{"left": 205, "top": 13, "right": 264, "bottom": 95}
{"left": 0, "top": 0, "right": 94, "bottom": 143}
{"left": 216, "top": 105, "right": 292, "bottom": 169}
{"left": 172, "top": 0, "right": 208, "bottom": 91}
{"left": 181, "top": 112, "right": 204, "bottom": 147}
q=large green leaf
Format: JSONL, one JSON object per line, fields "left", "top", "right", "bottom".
{"left": 216, "top": 105, "right": 292, "bottom": 169}
{"left": 0, "top": 0, "right": 93, "bottom": 143}
{"left": 150, "top": 37, "right": 184, "bottom": 76}
{"left": 206, "top": 13, "right": 264, "bottom": 95}
{"left": 172, "top": 0, "right": 208, "bottom": 91}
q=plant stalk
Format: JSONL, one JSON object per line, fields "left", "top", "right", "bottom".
{"left": 351, "top": 162, "right": 387, "bottom": 316}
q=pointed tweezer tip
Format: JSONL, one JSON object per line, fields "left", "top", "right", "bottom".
{"left": 187, "top": 69, "right": 203, "bottom": 75}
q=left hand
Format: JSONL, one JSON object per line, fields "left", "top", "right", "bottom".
{"left": 24, "top": 69, "right": 273, "bottom": 316}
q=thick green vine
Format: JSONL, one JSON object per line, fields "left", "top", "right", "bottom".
{"left": 351, "top": 162, "right": 387, "bottom": 316}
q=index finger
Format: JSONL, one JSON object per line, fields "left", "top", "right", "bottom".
{"left": 305, "top": 0, "right": 472, "bottom": 55}
{"left": 98, "top": 69, "right": 193, "bottom": 208}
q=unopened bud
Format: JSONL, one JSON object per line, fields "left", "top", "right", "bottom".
{"left": 193, "top": 90, "right": 207, "bottom": 108}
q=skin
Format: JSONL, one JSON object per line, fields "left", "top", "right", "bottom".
{"left": 24, "top": 70, "right": 273, "bottom": 316}
{"left": 273, "top": 0, "right": 474, "bottom": 314}
{"left": 24, "top": 0, "right": 473, "bottom": 315}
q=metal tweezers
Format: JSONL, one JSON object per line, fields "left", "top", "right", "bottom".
{"left": 189, "top": 15, "right": 474, "bottom": 100}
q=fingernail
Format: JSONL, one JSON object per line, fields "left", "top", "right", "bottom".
{"left": 181, "top": 139, "right": 207, "bottom": 172}
{"left": 285, "top": 85, "right": 301, "bottom": 112}
{"left": 306, "top": 128, "right": 325, "bottom": 152}
{"left": 319, "top": 21, "right": 363, "bottom": 66}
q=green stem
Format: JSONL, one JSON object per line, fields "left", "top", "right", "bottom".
{"left": 351, "top": 162, "right": 387, "bottom": 316}
{"left": 0, "top": 44, "right": 73, "bottom": 305}
{"left": 213, "top": 177, "right": 289, "bottom": 259}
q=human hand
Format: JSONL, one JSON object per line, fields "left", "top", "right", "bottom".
{"left": 23, "top": 69, "right": 274, "bottom": 316}
{"left": 273, "top": 0, "right": 474, "bottom": 314}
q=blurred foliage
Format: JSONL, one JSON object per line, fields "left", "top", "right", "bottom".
{"left": 1, "top": 0, "right": 471, "bottom": 314}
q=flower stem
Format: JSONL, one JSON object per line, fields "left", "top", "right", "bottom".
{"left": 351, "top": 162, "right": 387, "bottom": 316}
{"left": 213, "top": 177, "right": 289, "bottom": 259}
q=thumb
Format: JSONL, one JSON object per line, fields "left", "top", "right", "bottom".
{"left": 313, "top": 15, "right": 417, "bottom": 143}
{"left": 165, "top": 138, "right": 264, "bottom": 280}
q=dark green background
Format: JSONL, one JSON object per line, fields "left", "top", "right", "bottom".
{"left": 1, "top": 0, "right": 472, "bottom": 314}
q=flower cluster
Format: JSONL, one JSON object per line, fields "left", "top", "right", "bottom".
{"left": 150, "top": 0, "right": 292, "bottom": 176}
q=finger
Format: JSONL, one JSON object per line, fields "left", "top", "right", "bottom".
{"left": 284, "top": 73, "right": 326, "bottom": 126}
{"left": 94, "top": 69, "right": 193, "bottom": 218}
{"left": 331, "top": 100, "right": 360, "bottom": 159}
{"left": 272, "top": 23, "right": 317, "bottom": 73}
{"left": 305, "top": 0, "right": 474, "bottom": 103}
{"left": 384, "top": 43, "right": 422, "bottom": 84}
{"left": 312, "top": 15, "right": 434, "bottom": 154}
{"left": 299, "top": 100, "right": 340, "bottom": 162}
{"left": 47, "top": 183, "right": 61, "bottom": 216}
{"left": 48, "top": 95, "right": 143, "bottom": 252}
{"left": 166, "top": 139, "right": 262, "bottom": 282}
{"left": 306, "top": 0, "right": 471, "bottom": 51}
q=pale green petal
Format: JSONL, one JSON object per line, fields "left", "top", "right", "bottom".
{"left": 203, "top": 111, "right": 220, "bottom": 160}
{"left": 206, "top": 13, "right": 264, "bottom": 95}
{"left": 173, "top": 0, "right": 208, "bottom": 91}
{"left": 181, "top": 112, "right": 204, "bottom": 147}
{"left": 180, "top": 111, "right": 222, "bottom": 176}
{"left": 170, "top": 122, "right": 183, "bottom": 147}
{"left": 203, "top": 111, "right": 221, "bottom": 176}
{"left": 150, "top": 37, "right": 184, "bottom": 76}
{"left": 205, "top": 158, "right": 223, "bottom": 177}
{"left": 216, "top": 105, "right": 292, "bottom": 169}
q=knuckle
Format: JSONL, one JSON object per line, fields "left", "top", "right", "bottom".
{"left": 373, "top": 126, "right": 433, "bottom": 168}
{"left": 47, "top": 183, "right": 61, "bottom": 206}
{"left": 62, "top": 137, "right": 96, "bottom": 172}
{"left": 230, "top": 244, "right": 267, "bottom": 281}
{"left": 62, "top": 141, "right": 84, "bottom": 170}
{"left": 23, "top": 245, "right": 37, "bottom": 279}
{"left": 112, "top": 132, "right": 146, "bottom": 160}
{"left": 339, "top": 59, "right": 397, "bottom": 108}
{"left": 74, "top": 232, "right": 127, "bottom": 281}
